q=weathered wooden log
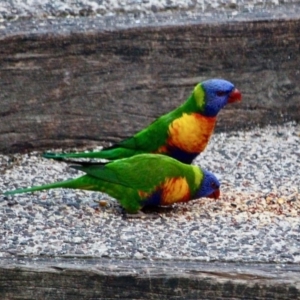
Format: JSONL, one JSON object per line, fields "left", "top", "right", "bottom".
{"left": 0, "top": 258, "right": 300, "bottom": 299}
{"left": 0, "top": 13, "right": 299, "bottom": 153}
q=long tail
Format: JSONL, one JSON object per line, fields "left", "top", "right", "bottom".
{"left": 42, "top": 151, "right": 105, "bottom": 160}
{"left": 4, "top": 177, "right": 84, "bottom": 196}
{"left": 42, "top": 147, "right": 141, "bottom": 161}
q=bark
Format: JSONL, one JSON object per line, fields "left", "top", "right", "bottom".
{"left": 0, "top": 258, "right": 299, "bottom": 299}
{"left": 0, "top": 15, "right": 299, "bottom": 153}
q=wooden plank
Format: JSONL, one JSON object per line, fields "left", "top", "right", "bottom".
{"left": 0, "top": 15, "right": 299, "bottom": 153}
{"left": 0, "top": 258, "right": 299, "bottom": 299}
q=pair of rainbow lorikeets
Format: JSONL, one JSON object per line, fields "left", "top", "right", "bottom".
{"left": 5, "top": 79, "right": 242, "bottom": 214}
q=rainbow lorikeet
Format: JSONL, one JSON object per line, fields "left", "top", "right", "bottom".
{"left": 43, "top": 78, "right": 241, "bottom": 164}
{"left": 4, "top": 154, "right": 220, "bottom": 214}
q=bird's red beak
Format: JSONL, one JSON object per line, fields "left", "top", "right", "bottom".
{"left": 207, "top": 189, "right": 220, "bottom": 199}
{"left": 228, "top": 88, "right": 242, "bottom": 103}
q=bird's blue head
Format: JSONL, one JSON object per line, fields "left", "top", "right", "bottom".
{"left": 197, "top": 79, "right": 242, "bottom": 117}
{"left": 195, "top": 169, "right": 220, "bottom": 199}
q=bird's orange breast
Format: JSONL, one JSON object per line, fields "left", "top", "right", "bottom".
{"left": 138, "top": 177, "right": 191, "bottom": 207}
{"left": 167, "top": 113, "right": 216, "bottom": 153}
{"left": 161, "top": 177, "right": 191, "bottom": 205}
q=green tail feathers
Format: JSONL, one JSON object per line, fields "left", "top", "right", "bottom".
{"left": 42, "top": 147, "right": 143, "bottom": 161}
{"left": 4, "top": 173, "right": 110, "bottom": 197}
{"left": 42, "top": 152, "right": 65, "bottom": 161}
{"left": 4, "top": 179, "right": 76, "bottom": 195}
{"left": 3, "top": 175, "right": 98, "bottom": 196}
{"left": 42, "top": 151, "right": 102, "bottom": 160}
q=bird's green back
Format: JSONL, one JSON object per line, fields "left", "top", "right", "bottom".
{"left": 114, "top": 91, "right": 201, "bottom": 152}
{"left": 74, "top": 154, "right": 202, "bottom": 194}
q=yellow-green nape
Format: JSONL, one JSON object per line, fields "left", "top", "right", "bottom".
{"left": 193, "top": 83, "right": 206, "bottom": 110}
{"left": 192, "top": 165, "right": 203, "bottom": 187}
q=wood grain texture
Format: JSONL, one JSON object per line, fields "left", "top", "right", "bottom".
{"left": 0, "top": 258, "right": 300, "bottom": 299}
{"left": 0, "top": 16, "right": 300, "bottom": 154}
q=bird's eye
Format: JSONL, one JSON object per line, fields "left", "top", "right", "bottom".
{"left": 211, "top": 182, "right": 218, "bottom": 189}
{"left": 216, "top": 91, "right": 226, "bottom": 97}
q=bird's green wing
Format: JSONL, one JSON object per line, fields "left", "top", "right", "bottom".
{"left": 42, "top": 110, "right": 182, "bottom": 160}
{"left": 110, "top": 111, "right": 180, "bottom": 152}
{"left": 72, "top": 154, "right": 197, "bottom": 192}
{"left": 70, "top": 154, "right": 199, "bottom": 213}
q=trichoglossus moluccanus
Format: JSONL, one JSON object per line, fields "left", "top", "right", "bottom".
{"left": 43, "top": 78, "right": 241, "bottom": 164}
{"left": 4, "top": 154, "right": 220, "bottom": 214}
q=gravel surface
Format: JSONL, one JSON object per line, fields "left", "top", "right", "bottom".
{"left": 0, "top": 0, "right": 299, "bottom": 22}
{"left": 1, "top": 122, "right": 299, "bottom": 262}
